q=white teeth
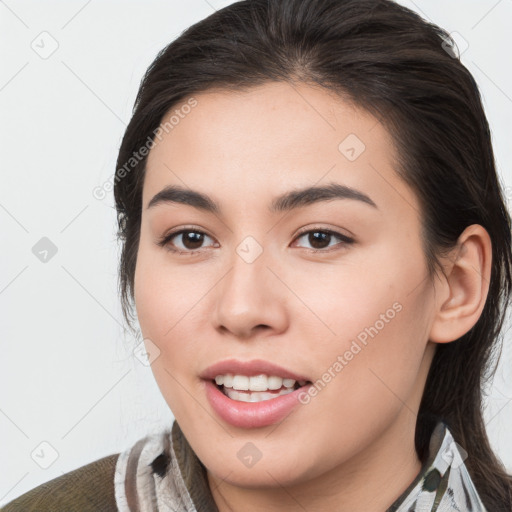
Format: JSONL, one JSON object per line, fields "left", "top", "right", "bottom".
{"left": 214, "top": 373, "right": 301, "bottom": 392}
{"left": 232, "top": 375, "right": 250, "bottom": 390}
{"left": 249, "top": 374, "right": 269, "bottom": 392}
{"left": 215, "top": 373, "right": 307, "bottom": 402}
{"left": 224, "top": 387, "right": 294, "bottom": 402}
{"left": 267, "top": 376, "right": 283, "bottom": 390}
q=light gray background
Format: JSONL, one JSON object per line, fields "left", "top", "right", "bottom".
{"left": 1, "top": 0, "right": 511, "bottom": 505}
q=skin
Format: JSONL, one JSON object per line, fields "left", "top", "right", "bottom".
{"left": 134, "top": 81, "right": 492, "bottom": 512}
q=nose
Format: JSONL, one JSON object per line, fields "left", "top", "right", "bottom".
{"left": 212, "top": 243, "right": 289, "bottom": 340}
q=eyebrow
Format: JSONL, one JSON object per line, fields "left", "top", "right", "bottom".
{"left": 147, "top": 182, "right": 378, "bottom": 214}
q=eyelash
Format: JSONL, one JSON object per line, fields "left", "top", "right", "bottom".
{"left": 156, "top": 226, "right": 355, "bottom": 256}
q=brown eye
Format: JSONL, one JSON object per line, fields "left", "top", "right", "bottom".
{"left": 157, "top": 227, "right": 354, "bottom": 255}
{"left": 176, "top": 231, "right": 206, "bottom": 250}
{"left": 158, "top": 229, "right": 216, "bottom": 254}
{"left": 293, "top": 229, "right": 354, "bottom": 252}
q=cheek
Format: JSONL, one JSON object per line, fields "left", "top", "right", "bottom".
{"left": 293, "top": 243, "right": 426, "bottom": 346}
{"left": 134, "top": 256, "right": 201, "bottom": 418}
{"left": 134, "top": 239, "right": 203, "bottom": 341}
{"left": 301, "top": 242, "right": 433, "bottom": 396}
{"left": 133, "top": 245, "right": 211, "bottom": 384}
{"left": 316, "top": 270, "right": 433, "bottom": 417}
{"left": 134, "top": 259, "right": 169, "bottom": 341}
{"left": 287, "top": 278, "right": 433, "bottom": 475}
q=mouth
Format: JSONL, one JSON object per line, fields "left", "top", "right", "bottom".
{"left": 213, "top": 374, "right": 311, "bottom": 403}
{"left": 200, "top": 359, "right": 313, "bottom": 428}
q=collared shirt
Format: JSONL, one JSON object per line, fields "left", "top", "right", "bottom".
{"left": 114, "top": 420, "right": 488, "bottom": 511}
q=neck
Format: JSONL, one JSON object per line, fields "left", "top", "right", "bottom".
{"left": 208, "top": 410, "right": 424, "bottom": 512}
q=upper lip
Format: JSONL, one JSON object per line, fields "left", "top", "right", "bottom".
{"left": 200, "top": 359, "right": 310, "bottom": 382}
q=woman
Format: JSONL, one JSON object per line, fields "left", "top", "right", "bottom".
{"left": 3, "top": 0, "right": 511, "bottom": 510}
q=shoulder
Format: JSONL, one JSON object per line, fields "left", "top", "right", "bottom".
{"left": 1, "top": 453, "right": 120, "bottom": 512}
{"left": 1, "top": 424, "right": 210, "bottom": 512}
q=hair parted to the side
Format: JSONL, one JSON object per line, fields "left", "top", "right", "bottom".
{"left": 113, "top": 0, "right": 512, "bottom": 508}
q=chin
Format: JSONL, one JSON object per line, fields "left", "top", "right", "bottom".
{"left": 207, "top": 460, "right": 314, "bottom": 489}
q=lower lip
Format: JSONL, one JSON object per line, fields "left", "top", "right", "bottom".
{"left": 204, "top": 380, "right": 309, "bottom": 429}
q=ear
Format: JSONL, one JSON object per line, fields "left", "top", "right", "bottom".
{"left": 429, "top": 224, "right": 492, "bottom": 344}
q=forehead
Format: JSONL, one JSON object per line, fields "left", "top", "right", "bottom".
{"left": 142, "top": 81, "right": 420, "bottom": 220}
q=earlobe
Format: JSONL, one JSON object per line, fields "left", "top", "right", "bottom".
{"left": 429, "top": 224, "right": 492, "bottom": 344}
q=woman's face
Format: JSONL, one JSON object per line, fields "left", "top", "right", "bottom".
{"left": 134, "top": 81, "right": 439, "bottom": 489}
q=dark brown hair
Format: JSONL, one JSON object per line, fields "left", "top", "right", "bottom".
{"left": 113, "top": 0, "right": 512, "bottom": 508}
